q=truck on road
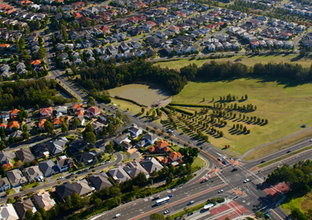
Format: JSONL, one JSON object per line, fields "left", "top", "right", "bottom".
{"left": 203, "top": 203, "right": 214, "bottom": 210}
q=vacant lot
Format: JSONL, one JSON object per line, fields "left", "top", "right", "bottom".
{"left": 155, "top": 54, "right": 312, "bottom": 70}
{"left": 172, "top": 78, "right": 312, "bottom": 156}
{"left": 108, "top": 84, "right": 170, "bottom": 107}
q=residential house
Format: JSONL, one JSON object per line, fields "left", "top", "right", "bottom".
{"left": 92, "top": 121, "right": 104, "bottom": 134}
{"left": 38, "top": 118, "right": 46, "bottom": 130}
{"left": 14, "top": 199, "right": 37, "bottom": 219}
{"left": 123, "top": 161, "right": 149, "bottom": 178}
{"left": 75, "top": 151, "right": 98, "bottom": 165}
{"left": 114, "top": 133, "right": 130, "bottom": 145}
{"left": 88, "top": 173, "right": 112, "bottom": 191}
{"left": 55, "top": 180, "right": 94, "bottom": 201}
{"left": 7, "top": 169, "right": 27, "bottom": 187}
{"left": 30, "top": 143, "right": 50, "bottom": 158}
{"left": 121, "top": 141, "right": 132, "bottom": 150}
{"left": 57, "top": 156, "right": 74, "bottom": 172}
{"left": 0, "top": 177, "right": 10, "bottom": 192}
{"left": 53, "top": 118, "right": 64, "bottom": 128}
{"left": 107, "top": 166, "right": 131, "bottom": 183}
{"left": 55, "top": 106, "right": 68, "bottom": 116}
{"left": 6, "top": 121, "right": 19, "bottom": 131}
{"left": 10, "top": 109, "right": 20, "bottom": 120}
{"left": 150, "top": 140, "right": 170, "bottom": 153}
{"left": 32, "top": 191, "right": 56, "bottom": 211}
{"left": 128, "top": 124, "right": 142, "bottom": 138}
{"left": 39, "top": 107, "right": 53, "bottom": 118}
{"left": 86, "top": 106, "right": 101, "bottom": 118}
{"left": 0, "top": 204, "right": 19, "bottom": 220}
{"left": 47, "top": 137, "right": 68, "bottom": 155}
{"left": 67, "top": 139, "right": 87, "bottom": 154}
{"left": 38, "top": 160, "right": 58, "bottom": 177}
{"left": 24, "top": 166, "right": 44, "bottom": 182}
{"left": 169, "top": 151, "right": 183, "bottom": 163}
{"left": 0, "top": 151, "right": 14, "bottom": 165}
{"left": 15, "top": 148, "right": 35, "bottom": 163}
{"left": 140, "top": 157, "right": 163, "bottom": 174}
{"left": 142, "top": 133, "right": 157, "bottom": 145}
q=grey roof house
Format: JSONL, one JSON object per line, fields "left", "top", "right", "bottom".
{"left": 38, "top": 160, "right": 58, "bottom": 177}
{"left": 7, "top": 169, "right": 27, "bottom": 187}
{"left": 88, "top": 173, "right": 112, "bottom": 191}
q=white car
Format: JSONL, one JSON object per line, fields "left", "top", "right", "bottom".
{"left": 164, "top": 210, "right": 170, "bottom": 215}
{"left": 115, "top": 213, "right": 121, "bottom": 218}
{"left": 243, "top": 178, "right": 250, "bottom": 183}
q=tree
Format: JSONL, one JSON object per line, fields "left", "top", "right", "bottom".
{"left": 141, "top": 107, "right": 145, "bottom": 114}
{"left": 83, "top": 132, "right": 96, "bottom": 145}
{"left": 44, "top": 121, "right": 54, "bottom": 136}
{"left": 291, "top": 208, "right": 308, "bottom": 220}
{"left": 32, "top": 212, "right": 43, "bottom": 220}
{"left": 150, "top": 213, "right": 165, "bottom": 220}
{"left": 71, "top": 118, "right": 80, "bottom": 130}
{"left": 61, "top": 123, "right": 68, "bottom": 134}
{"left": 25, "top": 209, "right": 34, "bottom": 219}
{"left": 94, "top": 198, "right": 103, "bottom": 208}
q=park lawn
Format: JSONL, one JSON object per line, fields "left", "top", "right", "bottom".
{"left": 110, "top": 97, "right": 142, "bottom": 115}
{"left": 172, "top": 78, "right": 312, "bottom": 156}
{"left": 191, "top": 156, "right": 206, "bottom": 172}
{"left": 281, "top": 191, "right": 312, "bottom": 215}
{"left": 154, "top": 54, "right": 312, "bottom": 70}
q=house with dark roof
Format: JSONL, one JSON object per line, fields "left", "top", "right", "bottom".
{"left": 14, "top": 199, "right": 37, "bottom": 219}
{"left": 57, "top": 156, "right": 74, "bottom": 172}
{"left": 30, "top": 143, "right": 50, "bottom": 158}
{"left": 140, "top": 157, "right": 163, "bottom": 174}
{"left": 107, "top": 166, "right": 131, "bottom": 183}
{"left": 75, "top": 151, "right": 98, "bottom": 165}
{"left": 67, "top": 139, "right": 87, "bottom": 154}
{"left": 142, "top": 133, "right": 158, "bottom": 145}
{"left": 123, "top": 161, "right": 149, "bottom": 178}
{"left": 0, "top": 177, "right": 10, "bottom": 192}
{"left": 7, "top": 169, "right": 27, "bottom": 187}
{"left": 38, "top": 160, "right": 58, "bottom": 177}
{"left": 128, "top": 124, "right": 142, "bottom": 138}
{"left": 15, "top": 148, "right": 35, "bottom": 163}
{"left": 54, "top": 180, "right": 94, "bottom": 201}
{"left": 88, "top": 173, "right": 112, "bottom": 191}
{"left": 47, "top": 137, "right": 68, "bottom": 155}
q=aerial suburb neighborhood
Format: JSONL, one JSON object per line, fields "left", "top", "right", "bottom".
{"left": 0, "top": 0, "right": 312, "bottom": 219}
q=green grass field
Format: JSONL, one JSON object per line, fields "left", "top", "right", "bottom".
{"left": 154, "top": 54, "right": 312, "bottom": 70}
{"left": 281, "top": 192, "right": 312, "bottom": 215}
{"left": 172, "top": 78, "right": 312, "bottom": 156}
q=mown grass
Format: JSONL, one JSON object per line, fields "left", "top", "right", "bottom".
{"left": 172, "top": 78, "right": 312, "bottom": 156}
{"left": 154, "top": 54, "right": 312, "bottom": 70}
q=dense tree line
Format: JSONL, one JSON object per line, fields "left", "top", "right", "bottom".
{"left": 0, "top": 79, "right": 70, "bottom": 110}
{"left": 78, "top": 60, "right": 187, "bottom": 95}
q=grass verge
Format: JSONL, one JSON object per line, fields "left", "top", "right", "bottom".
{"left": 259, "top": 145, "right": 312, "bottom": 168}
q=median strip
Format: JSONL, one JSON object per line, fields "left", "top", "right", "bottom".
{"left": 258, "top": 145, "right": 312, "bottom": 168}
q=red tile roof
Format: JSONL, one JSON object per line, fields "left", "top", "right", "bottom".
{"left": 38, "top": 119, "right": 46, "bottom": 128}
{"left": 10, "top": 108, "right": 20, "bottom": 116}
{"left": 169, "top": 151, "right": 183, "bottom": 161}
{"left": 31, "top": 60, "right": 41, "bottom": 65}
{"left": 40, "top": 107, "right": 53, "bottom": 117}
{"left": 7, "top": 121, "right": 19, "bottom": 129}
{"left": 155, "top": 140, "right": 169, "bottom": 150}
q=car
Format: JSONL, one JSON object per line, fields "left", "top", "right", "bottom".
{"left": 163, "top": 210, "right": 170, "bottom": 215}
{"left": 231, "top": 168, "right": 238, "bottom": 172}
{"left": 168, "top": 194, "right": 173, "bottom": 198}
{"left": 115, "top": 213, "right": 121, "bottom": 218}
{"left": 222, "top": 161, "right": 228, "bottom": 165}
{"left": 260, "top": 160, "right": 265, "bottom": 164}
{"left": 56, "top": 177, "right": 64, "bottom": 180}
{"left": 188, "top": 200, "right": 194, "bottom": 205}
{"left": 200, "top": 178, "right": 208, "bottom": 183}
{"left": 286, "top": 150, "right": 291, "bottom": 153}
{"left": 301, "top": 124, "right": 306, "bottom": 128}
{"left": 310, "top": 138, "right": 312, "bottom": 142}
{"left": 218, "top": 189, "right": 224, "bottom": 193}
{"left": 217, "top": 157, "right": 222, "bottom": 161}
{"left": 167, "top": 129, "right": 173, "bottom": 133}
{"left": 243, "top": 178, "right": 250, "bottom": 183}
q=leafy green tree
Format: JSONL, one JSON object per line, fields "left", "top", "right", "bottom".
{"left": 83, "top": 132, "right": 96, "bottom": 145}
{"left": 150, "top": 213, "right": 165, "bottom": 220}
{"left": 25, "top": 209, "right": 33, "bottom": 219}
{"left": 291, "top": 208, "right": 308, "bottom": 220}
{"left": 71, "top": 118, "right": 80, "bottom": 129}
{"left": 61, "top": 123, "right": 68, "bottom": 134}
{"left": 44, "top": 121, "right": 54, "bottom": 136}
{"left": 87, "top": 96, "right": 96, "bottom": 107}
